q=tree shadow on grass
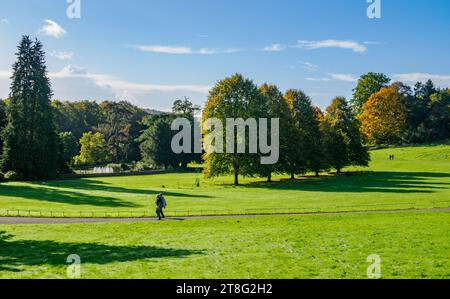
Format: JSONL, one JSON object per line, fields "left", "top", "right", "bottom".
{"left": 243, "top": 171, "right": 450, "bottom": 194}
{"left": 0, "top": 178, "right": 214, "bottom": 208}
{"left": 0, "top": 184, "right": 139, "bottom": 208}
{"left": 34, "top": 179, "right": 213, "bottom": 199}
{"left": 0, "top": 231, "right": 205, "bottom": 273}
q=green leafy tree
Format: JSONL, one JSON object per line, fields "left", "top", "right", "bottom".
{"left": 257, "top": 84, "right": 293, "bottom": 182}
{"left": 310, "top": 107, "right": 328, "bottom": 176}
{"left": 172, "top": 99, "right": 202, "bottom": 167}
{"left": 52, "top": 100, "right": 104, "bottom": 141}
{"left": 1, "top": 36, "right": 59, "bottom": 179}
{"left": 172, "top": 97, "right": 201, "bottom": 116}
{"left": 351, "top": 72, "right": 391, "bottom": 114}
{"left": 73, "top": 132, "right": 108, "bottom": 165}
{"left": 323, "top": 97, "right": 370, "bottom": 173}
{"left": 427, "top": 89, "right": 450, "bottom": 141}
{"left": 284, "top": 89, "right": 320, "bottom": 178}
{"left": 97, "top": 101, "right": 148, "bottom": 163}
{"left": 203, "top": 74, "right": 267, "bottom": 185}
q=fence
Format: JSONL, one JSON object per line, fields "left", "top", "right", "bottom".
{"left": 1, "top": 201, "right": 450, "bottom": 219}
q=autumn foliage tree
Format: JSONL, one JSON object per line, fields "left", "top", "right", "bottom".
{"left": 359, "top": 85, "right": 407, "bottom": 145}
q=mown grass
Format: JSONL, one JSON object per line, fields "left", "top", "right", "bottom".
{"left": 0, "top": 145, "right": 449, "bottom": 217}
{"left": 1, "top": 211, "right": 449, "bottom": 278}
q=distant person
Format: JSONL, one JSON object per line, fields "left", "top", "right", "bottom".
{"left": 155, "top": 193, "right": 167, "bottom": 220}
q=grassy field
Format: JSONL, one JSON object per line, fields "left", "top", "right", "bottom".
{"left": 0, "top": 145, "right": 449, "bottom": 217}
{"left": 1, "top": 211, "right": 449, "bottom": 278}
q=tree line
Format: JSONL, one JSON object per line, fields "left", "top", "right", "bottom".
{"left": 0, "top": 36, "right": 448, "bottom": 182}
{"left": 352, "top": 73, "right": 450, "bottom": 145}
{"left": 202, "top": 74, "right": 370, "bottom": 185}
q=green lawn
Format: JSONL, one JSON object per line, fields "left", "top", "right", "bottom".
{"left": 1, "top": 144, "right": 449, "bottom": 217}
{"left": 1, "top": 211, "right": 449, "bottom": 278}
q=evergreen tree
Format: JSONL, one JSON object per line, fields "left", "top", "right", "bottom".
{"left": 58, "top": 131, "right": 79, "bottom": 173}
{"left": 1, "top": 36, "right": 59, "bottom": 179}
{"left": 0, "top": 100, "right": 7, "bottom": 154}
{"left": 139, "top": 114, "right": 179, "bottom": 169}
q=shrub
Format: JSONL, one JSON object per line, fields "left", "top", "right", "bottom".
{"left": 4, "top": 171, "right": 22, "bottom": 181}
{"left": 131, "top": 161, "right": 151, "bottom": 172}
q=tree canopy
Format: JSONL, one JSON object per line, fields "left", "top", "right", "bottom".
{"left": 351, "top": 72, "right": 391, "bottom": 115}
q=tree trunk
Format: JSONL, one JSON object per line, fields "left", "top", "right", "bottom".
{"left": 267, "top": 173, "right": 272, "bottom": 182}
{"left": 315, "top": 171, "right": 320, "bottom": 177}
{"left": 233, "top": 161, "right": 239, "bottom": 185}
{"left": 291, "top": 173, "right": 295, "bottom": 180}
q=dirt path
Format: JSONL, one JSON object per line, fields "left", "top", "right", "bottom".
{"left": 1, "top": 207, "right": 449, "bottom": 225}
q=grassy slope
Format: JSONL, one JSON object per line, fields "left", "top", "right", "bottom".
{"left": 1, "top": 211, "right": 449, "bottom": 278}
{"left": 0, "top": 145, "right": 449, "bottom": 217}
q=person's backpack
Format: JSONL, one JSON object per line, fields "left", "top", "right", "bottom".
{"left": 156, "top": 196, "right": 162, "bottom": 207}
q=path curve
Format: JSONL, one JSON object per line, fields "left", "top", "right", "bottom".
{"left": 1, "top": 207, "right": 449, "bottom": 225}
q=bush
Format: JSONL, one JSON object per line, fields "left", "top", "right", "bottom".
{"left": 4, "top": 171, "right": 22, "bottom": 181}
{"left": 131, "top": 161, "right": 151, "bottom": 172}
{"left": 106, "top": 164, "right": 123, "bottom": 173}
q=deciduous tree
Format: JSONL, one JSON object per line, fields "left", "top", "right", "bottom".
{"left": 351, "top": 72, "right": 390, "bottom": 114}
{"left": 359, "top": 85, "right": 407, "bottom": 145}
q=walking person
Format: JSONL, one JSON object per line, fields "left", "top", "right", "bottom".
{"left": 155, "top": 193, "right": 167, "bottom": 220}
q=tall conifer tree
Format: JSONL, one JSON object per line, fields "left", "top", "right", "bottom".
{"left": 1, "top": 36, "right": 58, "bottom": 179}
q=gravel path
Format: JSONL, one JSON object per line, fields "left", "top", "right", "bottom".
{"left": 1, "top": 207, "right": 449, "bottom": 225}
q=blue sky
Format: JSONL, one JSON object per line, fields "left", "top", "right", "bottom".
{"left": 1, "top": 0, "right": 450, "bottom": 110}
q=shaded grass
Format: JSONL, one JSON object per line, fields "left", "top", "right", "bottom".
{"left": 1, "top": 211, "right": 449, "bottom": 278}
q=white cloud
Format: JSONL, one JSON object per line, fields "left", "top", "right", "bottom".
{"left": 1, "top": 18, "right": 9, "bottom": 25}
{"left": 224, "top": 48, "right": 241, "bottom": 53}
{"left": 50, "top": 65, "right": 211, "bottom": 100}
{"left": 297, "top": 39, "right": 367, "bottom": 53}
{"left": 363, "top": 41, "right": 384, "bottom": 45}
{"left": 134, "top": 45, "right": 217, "bottom": 55}
{"left": 328, "top": 73, "right": 358, "bottom": 82}
{"left": 50, "top": 51, "right": 74, "bottom": 60}
{"left": 132, "top": 45, "right": 242, "bottom": 55}
{"left": 262, "top": 44, "right": 287, "bottom": 52}
{"left": 305, "top": 77, "right": 330, "bottom": 82}
{"left": 39, "top": 20, "right": 67, "bottom": 39}
{"left": 392, "top": 73, "right": 450, "bottom": 87}
{"left": 300, "top": 61, "right": 319, "bottom": 71}
{"left": 305, "top": 73, "right": 358, "bottom": 83}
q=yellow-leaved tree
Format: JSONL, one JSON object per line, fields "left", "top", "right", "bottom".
{"left": 359, "top": 85, "right": 407, "bottom": 145}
